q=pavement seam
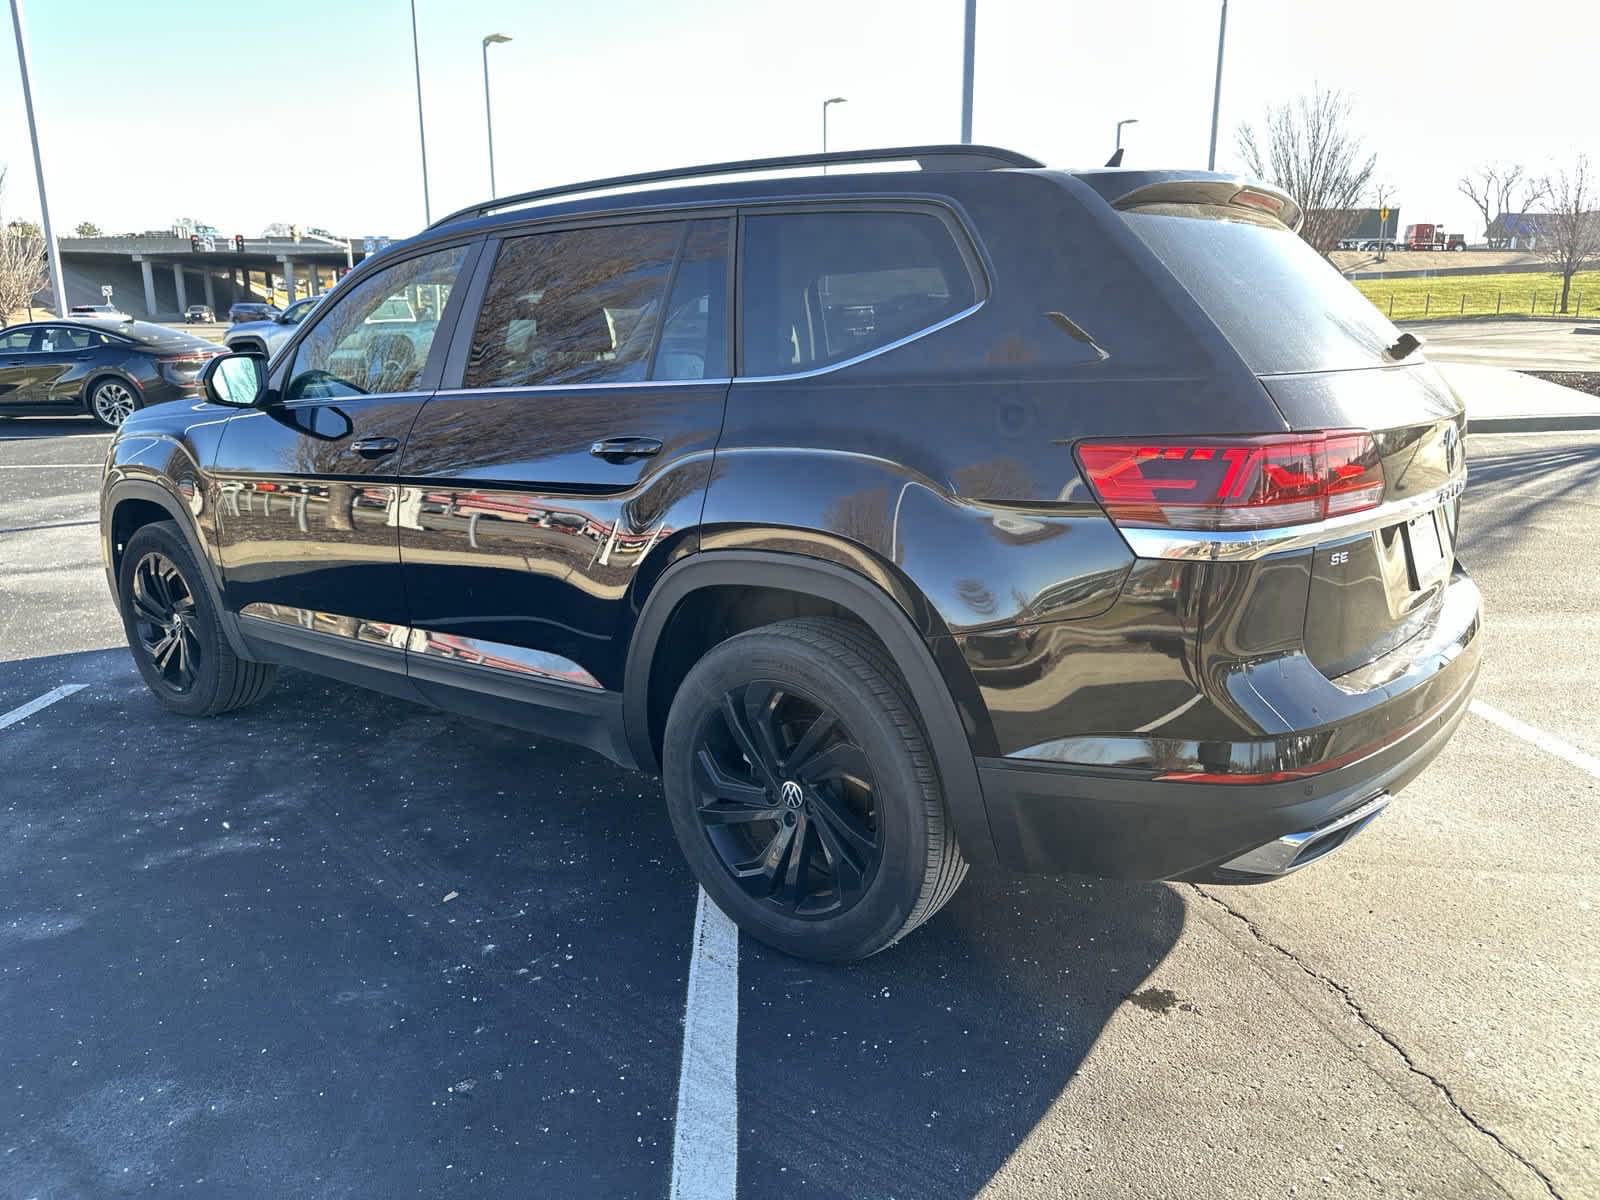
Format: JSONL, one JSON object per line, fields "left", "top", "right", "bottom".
{"left": 1191, "top": 885, "right": 1563, "bottom": 1200}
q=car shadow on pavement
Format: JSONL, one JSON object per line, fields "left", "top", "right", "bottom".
{"left": 736, "top": 871, "right": 1185, "bottom": 1198}
{"left": 1, "top": 647, "right": 1185, "bottom": 1199}
{"left": 0, "top": 417, "right": 110, "bottom": 439}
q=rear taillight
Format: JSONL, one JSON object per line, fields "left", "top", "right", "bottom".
{"left": 158, "top": 353, "right": 214, "bottom": 385}
{"left": 1075, "top": 431, "right": 1385, "bottom": 531}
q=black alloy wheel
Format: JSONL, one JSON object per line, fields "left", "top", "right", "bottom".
{"left": 691, "top": 681, "right": 883, "bottom": 919}
{"left": 128, "top": 551, "right": 202, "bottom": 693}
{"left": 662, "top": 617, "right": 968, "bottom": 961}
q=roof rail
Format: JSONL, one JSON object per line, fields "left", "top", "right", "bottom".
{"left": 426, "top": 144, "right": 1045, "bottom": 231}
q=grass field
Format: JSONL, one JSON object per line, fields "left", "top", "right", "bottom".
{"left": 1354, "top": 270, "right": 1600, "bottom": 321}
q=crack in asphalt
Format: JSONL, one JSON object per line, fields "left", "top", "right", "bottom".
{"left": 1192, "top": 885, "right": 1563, "bottom": 1200}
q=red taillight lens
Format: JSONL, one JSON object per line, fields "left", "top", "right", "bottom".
{"left": 1075, "top": 432, "right": 1385, "bottom": 531}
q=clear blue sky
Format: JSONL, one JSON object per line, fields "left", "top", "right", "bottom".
{"left": 2, "top": 0, "right": 1596, "bottom": 241}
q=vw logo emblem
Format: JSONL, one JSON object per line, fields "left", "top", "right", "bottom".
{"left": 780, "top": 780, "right": 804, "bottom": 809}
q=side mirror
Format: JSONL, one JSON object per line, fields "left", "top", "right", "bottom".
{"left": 202, "top": 351, "right": 268, "bottom": 408}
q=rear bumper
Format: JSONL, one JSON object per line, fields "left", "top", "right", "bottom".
{"left": 975, "top": 569, "right": 1481, "bottom": 881}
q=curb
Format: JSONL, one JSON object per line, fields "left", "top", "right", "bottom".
{"left": 1468, "top": 413, "right": 1600, "bottom": 434}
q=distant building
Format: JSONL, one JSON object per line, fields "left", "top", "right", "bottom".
{"left": 1485, "top": 212, "right": 1562, "bottom": 250}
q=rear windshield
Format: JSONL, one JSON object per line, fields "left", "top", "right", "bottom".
{"left": 1122, "top": 206, "right": 1404, "bottom": 375}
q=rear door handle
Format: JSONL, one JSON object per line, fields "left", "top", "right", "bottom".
{"left": 590, "top": 436, "right": 663, "bottom": 462}
{"left": 351, "top": 436, "right": 400, "bottom": 459}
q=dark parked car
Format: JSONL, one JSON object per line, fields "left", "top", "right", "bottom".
{"left": 0, "top": 318, "right": 220, "bottom": 427}
{"left": 99, "top": 146, "right": 1480, "bottom": 961}
{"left": 227, "top": 301, "right": 281, "bottom": 324}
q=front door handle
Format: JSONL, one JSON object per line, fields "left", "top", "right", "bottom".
{"left": 351, "top": 436, "right": 400, "bottom": 459}
{"left": 590, "top": 436, "right": 663, "bottom": 462}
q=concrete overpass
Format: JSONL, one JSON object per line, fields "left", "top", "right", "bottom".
{"left": 56, "top": 236, "right": 371, "bottom": 318}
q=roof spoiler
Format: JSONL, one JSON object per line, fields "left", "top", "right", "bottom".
{"left": 1110, "top": 177, "right": 1303, "bottom": 232}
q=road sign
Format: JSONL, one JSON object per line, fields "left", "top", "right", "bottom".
{"left": 100, "top": 285, "right": 113, "bottom": 299}
{"left": 1379, "top": 207, "right": 1389, "bottom": 222}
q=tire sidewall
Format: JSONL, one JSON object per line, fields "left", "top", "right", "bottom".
{"left": 117, "top": 523, "right": 225, "bottom": 717}
{"left": 663, "top": 630, "right": 933, "bottom": 961}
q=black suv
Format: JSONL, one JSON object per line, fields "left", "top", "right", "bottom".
{"left": 99, "top": 146, "right": 1480, "bottom": 961}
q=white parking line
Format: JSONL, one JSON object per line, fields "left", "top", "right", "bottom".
{"left": 669, "top": 887, "right": 739, "bottom": 1200}
{"left": 0, "top": 463, "right": 105, "bottom": 468}
{"left": 0, "top": 684, "right": 87, "bottom": 731}
{"left": 1471, "top": 699, "right": 1600, "bottom": 781}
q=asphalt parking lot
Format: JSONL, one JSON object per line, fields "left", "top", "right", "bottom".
{"left": 1, "top": 416, "right": 1596, "bottom": 1199}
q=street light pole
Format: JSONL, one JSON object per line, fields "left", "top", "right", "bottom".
{"left": 959, "top": 0, "right": 976, "bottom": 143}
{"left": 482, "top": 34, "right": 512, "bottom": 199}
{"left": 409, "top": 0, "right": 432, "bottom": 225}
{"left": 1206, "top": 0, "right": 1229, "bottom": 170}
{"left": 821, "top": 96, "right": 847, "bottom": 169}
{"left": 8, "top": 0, "right": 66, "bottom": 318}
{"left": 1115, "top": 117, "right": 1139, "bottom": 153}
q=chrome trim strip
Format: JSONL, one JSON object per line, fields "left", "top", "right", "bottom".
{"left": 239, "top": 603, "right": 408, "bottom": 647}
{"left": 406, "top": 629, "right": 602, "bottom": 689}
{"left": 237, "top": 604, "right": 602, "bottom": 689}
{"left": 736, "top": 300, "right": 986, "bottom": 383}
{"left": 432, "top": 377, "right": 733, "bottom": 397}
{"left": 1119, "top": 477, "right": 1466, "bottom": 562}
{"left": 1217, "top": 793, "right": 1390, "bottom": 876}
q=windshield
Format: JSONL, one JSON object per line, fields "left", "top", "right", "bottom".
{"left": 1122, "top": 206, "right": 1406, "bottom": 375}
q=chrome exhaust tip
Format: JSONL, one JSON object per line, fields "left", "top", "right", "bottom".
{"left": 1219, "top": 793, "right": 1390, "bottom": 878}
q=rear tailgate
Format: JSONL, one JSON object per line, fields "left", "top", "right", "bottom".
{"left": 1118, "top": 190, "right": 1466, "bottom": 678}
{"left": 1262, "top": 366, "right": 1465, "bottom": 676}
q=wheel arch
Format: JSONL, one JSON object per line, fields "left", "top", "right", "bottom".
{"left": 104, "top": 479, "right": 253, "bottom": 661}
{"left": 624, "top": 549, "right": 998, "bottom": 865}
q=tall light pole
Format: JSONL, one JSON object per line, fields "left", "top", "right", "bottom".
{"left": 821, "top": 96, "right": 847, "bottom": 165}
{"left": 482, "top": 33, "right": 512, "bottom": 199}
{"left": 8, "top": 0, "right": 66, "bottom": 317}
{"left": 410, "top": 0, "right": 432, "bottom": 224}
{"left": 1115, "top": 117, "right": 1139, "bottom": 153}
{"left": 1206, "top": 0, "right": 1229, "bottom": 170}
{"left": 959, "top": 0, "right": 976, "bottom": 143}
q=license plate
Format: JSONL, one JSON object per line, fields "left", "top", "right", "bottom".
{"left": 1404, "top": 509, "right": 1447, "bottom": 587}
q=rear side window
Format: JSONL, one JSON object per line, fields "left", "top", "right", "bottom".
{"left": 465, "top": 218, "right": 729, "bottom": 389}
{"left": 739, "top": 209, "right": 977, "bottom": 377}
{"left": 1122, "top": 207, "right": 1404, "bottom": 375}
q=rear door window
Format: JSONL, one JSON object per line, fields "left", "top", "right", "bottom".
{"left": 1122, "top": 206, "right": 1404, "bottom": 375}
{"left": 464, "top": 218, "right": 729, "bottom": 389}
{"left": 738, "top": 209, "right": 978, "bottom": 377}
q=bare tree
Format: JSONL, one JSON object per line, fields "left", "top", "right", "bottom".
{"left": 1534, "top": 156, "right": 1600, "bottom": 314}
{"left": 1458, "top": 164, "right": 1549, "bottom": 247}
{"left": 1236, "top": 86, "right": 1376, "bottom": 257}
{"left": 0, "top": 170, "right": 49, "bottom": 322}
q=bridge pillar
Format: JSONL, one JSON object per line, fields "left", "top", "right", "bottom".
{"left": 203, "top": 272, "right": 217, "bottom": 314}
{"left": 307, "top": 265, "right": 320, "bottom": 296}
{"left": 281, "top": 257, "right": 297, "bottom": 301}
{"left": 138, "top": 259, "right": 156, "bottom": 317}
{"left": 172, "top": 264, "right": 188, "bottom": 315}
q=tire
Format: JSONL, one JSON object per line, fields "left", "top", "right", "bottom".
{"left": 116, "top": 520, "right": 276, "bottom": 718}
{"left": 88, "top": 377, "right": 141, "bottom": 429}
{"left": 662, "top": 617, "right": 967, "bottom": 962}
